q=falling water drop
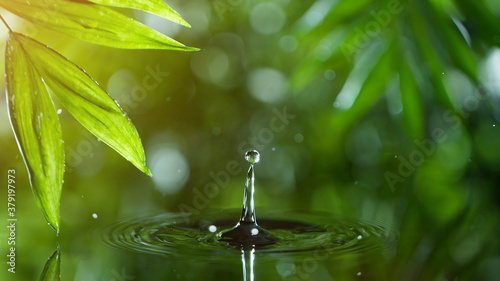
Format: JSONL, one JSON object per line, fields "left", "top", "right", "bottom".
{"left": 241, "top": 248, "right": 255, "bottom": 281}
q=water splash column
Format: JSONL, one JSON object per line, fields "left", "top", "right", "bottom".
{"left": 241, "top": 150, "right": 260, "bottom": 224}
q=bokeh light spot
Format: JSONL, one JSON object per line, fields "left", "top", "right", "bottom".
{"left": 150, "top": 147, "right": 190, "bottom": 196}
{"left": 247, "top": 68, "right": 288, "bottom": 104}
{"left": 250, "top": 3, "right": 286, "bottom": 35}
{"left": 279, "top": 35, "right": 298, "bottom": 52}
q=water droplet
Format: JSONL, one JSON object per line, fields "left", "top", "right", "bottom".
{"left": 333, "top": 101, "right": 340, "bottom": 108}
{"left": 92, "top": 213, "right": 98, "bottom": 219}
{"left": 493, "top": 124, "right": 496, "bottom": 127}
{"left": 357, "top": 235, "right": 362, "bottom": 240}
{"left": 395, "top": 155, "right": 398, "bottom": 158}
{"left": 208, "top": 225, "right": 217, "bottom": 233}
{"left": 245, "top": 150, "right": 260, "bottom": 164}
{"left": 271, "top": 147, "right": 276, "bottom": 151}
{"left": 251, "top": 228, "right": 259, "bottom": 235}
{"left": 57, "top": 109, "right": 62, "bottom": 115}
{"left": 357, "top": 272, "right": 362, "bottom": 276}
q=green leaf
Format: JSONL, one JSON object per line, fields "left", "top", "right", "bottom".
{"left": 409, "top": 12, "right": 455, "bottom": 111}
{"left": 6, "top": 33, "right": 64, "bottom": 231}
{"left": 400, "top": 59, "right": 424, "bottom": 140}
{"left": 332, "top": 43, "right": 394, "bottom": 135}
{"left": 38, "top": 248, "right": 61, "bottom": 281}
{"left": 426, "top": 1, "right": 477, "bottom": 81}
{"left": 87, "top": 0, "right": 191, "bottom": 28}
{"left": 0, "top": 0, "right": 198, "bottom": 51}
{"left": 12, "top": 33, "right": 152, "bottom": 176}
{"left": 455, "top": 0, "right": 500, "bottom": 46}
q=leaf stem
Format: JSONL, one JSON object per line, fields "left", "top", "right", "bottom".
{"left": 0, "top": 15, "right": 13, "bottom": 33}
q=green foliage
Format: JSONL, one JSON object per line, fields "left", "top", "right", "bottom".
{"left": 5, "top": 34, "right": 65, "bottom": 230}
{"left": 37, "top": 249, "right": 60, "bottom": 281}
{"left": 87, "top": 0, "right": 191, "bottom": 28}
{"left": 292, "top": 0, "right": 500, "bottom": 138}
{"left": 1, "top": 0, "right": 197, "bottom": 51}
{"left": 0, "top": 0, "right": 196, "bottom": 231}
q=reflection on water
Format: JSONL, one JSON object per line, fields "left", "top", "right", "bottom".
{"left": 241, "top": 248, "right": 255, "bottom": 281}
{"left": 38, "top": 248, "right": 60, "bottom": 281}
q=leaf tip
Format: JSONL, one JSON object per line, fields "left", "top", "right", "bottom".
{"left": 144, "top": 167, "right": 153, "bottom": 177}
{"left": 49, "top": 220, "right": 60, "bottom": 233}
{"left": 185, "top": 46, "right": 200, "bottom": 52}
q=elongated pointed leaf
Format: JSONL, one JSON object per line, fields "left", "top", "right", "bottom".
{"left": 0, "top": 0, "right": 197, "bottom": 51}
{"left": 12, "top": 33, "right": 151, "bottom": 176}
{"left": 38, "top": 249, "right": 61, "bottom": 281}
{"left": 456, "top": 0, "right": 500, "bottom": 46}
{"left": 87, "top": 0, "right": 191, "bottom": 28}
{"left": 425, "top": 1, "right": 477, "bottom": 82}
{"left": 400, "top": 60, "right": 424, "bottom": 140}
{"left": 6, "top": 33, "right": 64, "bottom": 231}
{"left": 409, "top": 12, "right": 455, "bottom": 111}
{"left": 333, "top": 44, "right": 394, "bottom": 134}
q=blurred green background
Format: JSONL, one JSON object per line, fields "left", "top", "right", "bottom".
{"left": 1, "top": 0, "right": 500, "bottom": 280}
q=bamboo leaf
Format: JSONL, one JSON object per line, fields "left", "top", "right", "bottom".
{"left": 455, "top": 0, "right": 500, "bottom": 46}
{"left": 0, "top": 0, "right": 198, "bottom": 51}
{"left": 332, "top": 43, "right": 394, "bottom": 134}
{"left": 400, "top": 59, "right": 424, "bottom": 140}
{"left": 87, "top": 0, "right": 191, "bottom": 28}
{"left": 38, "top": 249, "right": 61, "bottom": 281}
{"left": 5, "top": 33, "right": 64, "bottom": 231}
{"left": 409, "top": 12, "right": 455, "bottom": 111}
{"left": 12, "top": 33, "right": 152, "bottom": 176}
{"left": 425, "top": 1, "right": 477, "bottom": 81}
